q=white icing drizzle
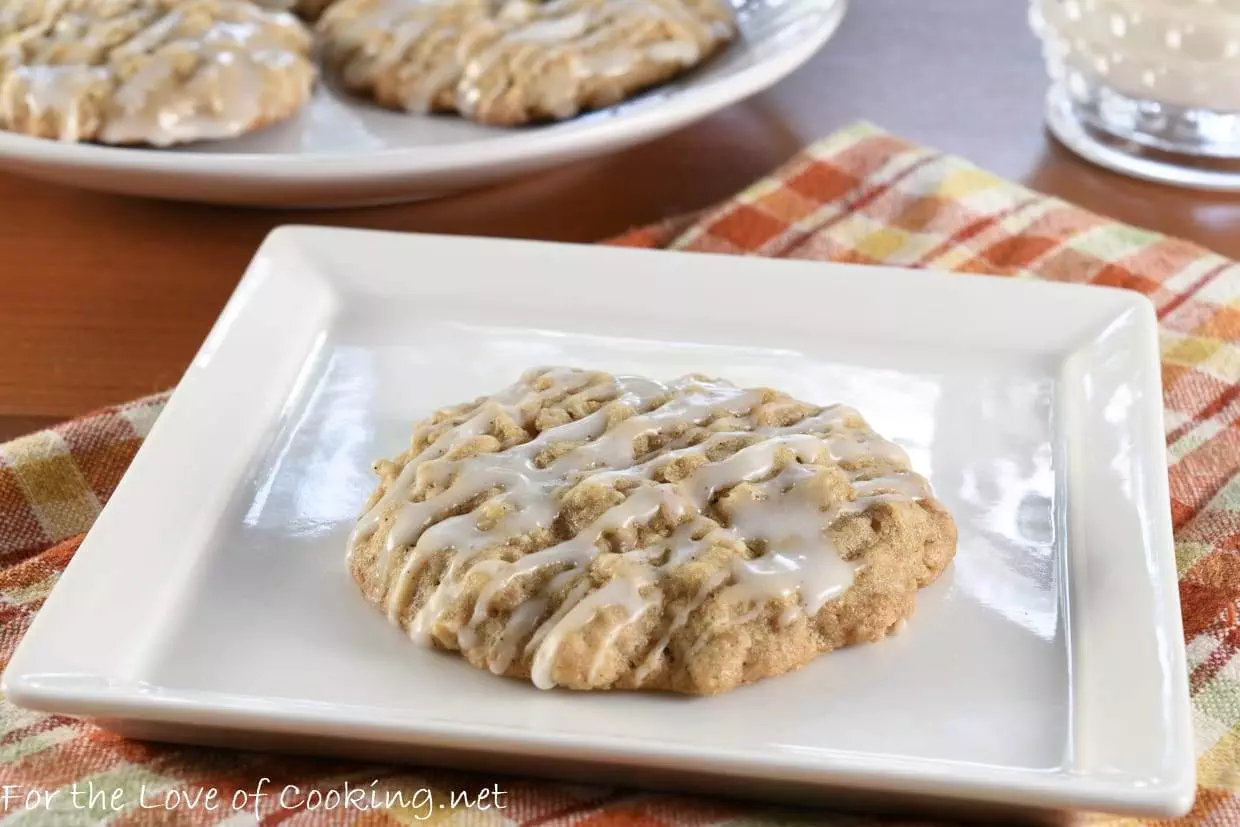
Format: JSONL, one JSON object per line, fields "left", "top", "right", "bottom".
{"left": 631, "top": 564, "right": 727, "bottom": 684}
{"left": 777, "top": 605, "right": 803, "bottom": 628}
{"left": 354, "top": 367, "right": 935, "bottom": 689}
{"left": 534, "top": 571, "right": 655, "bottom": 690}
{"left": 479, "top": 567, "right": 578, "bottom": 674}
{"left": 722, "top": 462, "right": 855, "bottom": 616}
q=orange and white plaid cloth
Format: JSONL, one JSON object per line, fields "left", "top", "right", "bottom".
{"left": 3, "top": 122, "right": 1239, "bottom": 826}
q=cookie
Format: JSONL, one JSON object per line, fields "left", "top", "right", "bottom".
{"left": 349, "top": 367, "right": 957, "bottom": 695}
{"left": 317, "top": 0, "right": 736, "bottom": 125}
{"left": 0, "top": 0, "right": 316, "bottom": 146}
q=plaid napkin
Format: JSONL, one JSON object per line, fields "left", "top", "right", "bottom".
{"left": 2, "top": 121, "right": 1238, "bottom": 826}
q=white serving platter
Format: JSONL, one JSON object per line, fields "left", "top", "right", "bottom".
{"left": 0, "top": 0, "right": 845, "bottom": 207}
{"left": 2, "top": 227, "right": 1193, "bottom": 819}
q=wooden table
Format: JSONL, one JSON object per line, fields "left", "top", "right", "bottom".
{"left": 3, "top": 0, "right": 1240, "bottom": 442}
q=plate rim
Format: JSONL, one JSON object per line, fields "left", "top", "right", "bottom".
{"left": 2, "top": 226, "right": 1195, "bottom": 818}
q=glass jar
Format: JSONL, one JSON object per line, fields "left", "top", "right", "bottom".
{"left": 1031, "top": 0, "right": 1240, "bottom": 187}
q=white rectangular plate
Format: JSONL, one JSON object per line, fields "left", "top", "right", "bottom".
{"left": 3, "top": 228, "right": 1193, "bottom": 819}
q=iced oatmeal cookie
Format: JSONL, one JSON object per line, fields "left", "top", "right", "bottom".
{"left": 0, "top": 0, "right": 316, "bottom": 146}
{"left": 317, "top": 0, "right": 735, "bottom": 125}
{"left": 349, "top": 367, "right": 957, "bottom": 695}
